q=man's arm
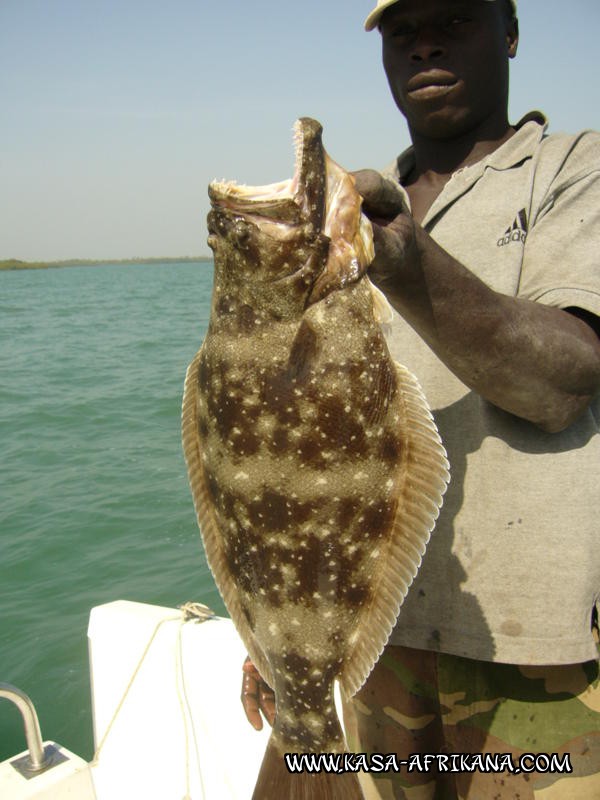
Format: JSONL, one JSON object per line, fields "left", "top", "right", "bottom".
{"left": 355, "top": 170, "right": 600, "bottom": 433}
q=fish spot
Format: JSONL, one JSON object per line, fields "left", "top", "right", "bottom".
{"left": 202, "top": 359, "right": 262, "bottom": 447}
{"left": 362, "top": 499, "right": 396, "bottom": 540}
{"left": 197, "top": 416, "right": 209, "bottom": 439}
{"left": 248, "top": 489, "right": 312, "bottom": 533}
{"left": 236, "top": 304, "right": 257, "bottom": 333}
{"left": 269, "top": 426, "right": 289, "bottom": 453}
{"left": 336, "top": 497, "right": 361, "bottom": 530}
{"left": 203, "top": 467, "right": 221, "bottom": 506}
{"left": 259, "top": 368, "right": 302, "bottom": 427}
{"left": 344, "top": 582, "right": 370, "bottom": 606}
{"left": 329, "top": 630, "right": 343, "bottom": 646}
{"left": 314, "top": 395, "right": 367, "bottom": 454}
{"left": 295, "top": 434, "right": 328, "bottom": 467}
{"left": 379, "top": 431, "right": 403, "bottom": 463}
{"left": 216, "top": 295, "right": 233, "bottom": 316}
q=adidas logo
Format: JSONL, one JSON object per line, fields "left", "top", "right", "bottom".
{"left": 497, "top": 208, "right": 528, "bottom": 247}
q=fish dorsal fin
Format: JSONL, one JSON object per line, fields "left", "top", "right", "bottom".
{"left": 181, "top": 345, "right": 274, "bottom": 687}
{"left": 339, "top": 361, "right": 449, "bottom": 698}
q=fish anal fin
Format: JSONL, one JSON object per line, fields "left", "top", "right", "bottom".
{"left": 339, "top": 362, "right": 449, "bottom": 698}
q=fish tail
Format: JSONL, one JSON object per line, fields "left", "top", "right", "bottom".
{"left": 252, "top": 733, "right": 364, "bottom": 800}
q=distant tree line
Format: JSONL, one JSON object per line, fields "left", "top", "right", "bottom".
{"left": 0, "top": 257, "right": 213, "bottom": 271}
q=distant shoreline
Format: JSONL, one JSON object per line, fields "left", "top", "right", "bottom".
{"left": 0, "top": 257, "right": 213, "bottom": 271}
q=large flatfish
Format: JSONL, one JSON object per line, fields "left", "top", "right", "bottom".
{"left": 182, "top": 118, "right": 449, "bottom": 800}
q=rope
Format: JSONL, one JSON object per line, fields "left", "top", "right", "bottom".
{"left": 176, "top": 617, "right": 204, "bottom": 800}
{"left": 91, "top": 601, "right": 217, "bottom": 799}
{"left": 178, "top": 601, "right": 217, "bottom": 623}
{"left": 90, "top": 613, "right": 181, "bottom": 765}
{"left": 176, "top": 601, "right": 216, "bottom": 799}
{"left": 175, "top": 615, "right": 192, "bottom": 800}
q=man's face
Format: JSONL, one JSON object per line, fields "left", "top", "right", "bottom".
{"left": 380, "top": 0, "right": 518, "bottom": 140}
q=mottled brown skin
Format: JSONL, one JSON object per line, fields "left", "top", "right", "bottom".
{"left": 183, "top": 120, "right": 448, "bottom": 779}
{"left": 196, "top": 269, "right": 405, "bottom": 752}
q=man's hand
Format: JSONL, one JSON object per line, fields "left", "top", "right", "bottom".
{"left": 241, "top": 656, "right": 276, "bottom": 731}
{"left": 353, "top": 169, "right": 407, "bottom": 221}
{"left": 352, "top": 169, "right": 420, "bottom": 303}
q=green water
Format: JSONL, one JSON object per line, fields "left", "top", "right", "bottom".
{"left": 0, "top": 262, "right": 226, "bottom": 762}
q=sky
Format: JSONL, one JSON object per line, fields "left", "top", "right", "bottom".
{"left": 1, "top": 0, "right": 599, "bottom": 262}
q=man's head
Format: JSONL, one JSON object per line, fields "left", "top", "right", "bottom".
{"left": 368, "top": 0, "right": 519, "bottom": 142}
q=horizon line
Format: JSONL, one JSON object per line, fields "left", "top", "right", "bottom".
{"left": 1, "top": 255, "right": 213, "bottom": 271}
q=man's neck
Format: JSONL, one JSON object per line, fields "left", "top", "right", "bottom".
{"left": 407, "top": 116, "right": 516, "bottom": 185}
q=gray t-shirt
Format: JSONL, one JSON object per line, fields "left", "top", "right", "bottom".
{"left": 383, "top": 113, "right": 600, "bottom": 665}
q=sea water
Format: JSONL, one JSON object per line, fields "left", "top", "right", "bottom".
{"left": 0, "top": 261, "right": 226, "bottom": 761}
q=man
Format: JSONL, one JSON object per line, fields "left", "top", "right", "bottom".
{"left": 242, "top": 1, "right": 600, "bottom": 797}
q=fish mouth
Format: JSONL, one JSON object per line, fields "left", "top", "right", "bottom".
{"left": 208, "top": 118, "right": 326, "bottom": 230}
{"left": 208, "top": 118, "right": 376, "bottom": 302}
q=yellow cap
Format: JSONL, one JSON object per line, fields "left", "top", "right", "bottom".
{"left": 364, "top": 0, "right": 517, "bottom": 32}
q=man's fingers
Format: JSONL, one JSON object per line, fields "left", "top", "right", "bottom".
{"left": 241, "top": 657, "right": 276, "bottom": 730}
{"left": 241, "top": 668, "right": 264, "bottom": 730}
{"left": 352, "top": 169, "right": 407, "bottom": 219}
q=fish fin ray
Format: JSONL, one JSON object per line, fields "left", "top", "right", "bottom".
{"left": 181, "top": 346, "right": 274, "bottom": 687}
{"left": 253, "top": 734, "right": 364, "bottom": 800}
{"left": 339, "top": 361, "right": 449, "bottom": 697}
{"left": 367, "top": 278, "right": 394, "bottom": 326}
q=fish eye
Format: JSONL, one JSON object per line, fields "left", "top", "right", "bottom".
{"left": 233, "top": 219, "right": 251, "bottom": 248}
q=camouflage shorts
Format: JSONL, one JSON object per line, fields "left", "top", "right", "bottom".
{"left": 342, "top": 644, "right": 600, "bottom": 800}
